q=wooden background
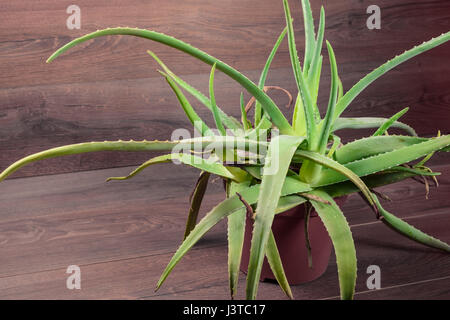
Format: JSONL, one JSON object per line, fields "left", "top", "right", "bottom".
{"left": 0, "top": 0, "right": 449, "bottom": 178}
{"left": 0, "top": 0, "right": 449, "bottom": 301}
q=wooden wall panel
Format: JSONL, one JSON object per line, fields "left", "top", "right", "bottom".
{"left": 0, "top": 0, "right": 449, "bottom": 178}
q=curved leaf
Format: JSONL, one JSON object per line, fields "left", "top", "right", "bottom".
{"left": 372, "top": 194, "right": 450, "bottom": 252}
{"left": 334, "top": 31, "right": 450, "bottom": 119}
{"left": 246, "top": 135, "right": 304, "bottom": 299}
{"left": 332, "top": 117, "right": 417, "bottom": 136}
{"left": 309, "top": 190, "right": 357, "bottom": 300}
{"left": 47, "top": 27, "right": 294, "bottom": 135}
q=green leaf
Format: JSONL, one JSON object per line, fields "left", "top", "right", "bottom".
{"left": 0, "top": 137, "right": 267, "bottom": 182}
{"left": 319, "top": 169, "right": 430, "bottom": 198}
{"left": 106, "top": 153, "right": 245, "bottom": 182}
{"left": 301, "top": 0, "right": 317, "bottom": 75}
{"left": 159, "top": 71, "right": 213, "bottom": 136}
{"left": 309, "top": 190, "right": 357, "bottom": 300}
{"left": 265, "top": 230, "right": 294, "bottom": 299}
{"left": 47, "top": 28, "right": 294, "bottom": 135}
{"left": 227, "top": 181, "right": 251, "bottom": 298}
{"left": 156, "top": 177, "right": 310, "bottom": 291}
{"left": 254, "top": 27, "right": 288, "bottom": 126}
{"left": 209, "top": 63, "right": 226, "bottom": 135}
{"left": 335, "top": 135, "right": 428, "bottom": 164}
{"left": 307, "top": 6, "right": 325, "bottom": 86}
{"left": 316, "top": 135, "right": 450, "bottom": 186}
{"left": 333, "top": 117, "right": 417, "bottom": 136}
{"left": 283, "top": 0, "right": 316, "bottom": 140}
{"left": 184, "top": 171, "right": 210, "bottom": 239}
{"left": 373, "top": 107, "right": 409, "bottom": 136}
{"left": 295, "top": 149, "right": 377, "bottom": 209}
{"left": 317, "top": 41, "right": 339, "bottom": 154}
{"left": 148, "top": 50, "right": 242, "bottom": 132}
{"left": 334, "top": 31, "right": 450, "bottom": 119}
{"left": 372, "top": 194, "right": 450, "bottom": 252}
{"left": 240, "top": 93, "right": 251, "bottom": 131}
{"left": 246, "top": 135, "right": 304, "bottom": 300}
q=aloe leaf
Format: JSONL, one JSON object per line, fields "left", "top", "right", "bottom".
{"left": 317, "top": 41, "right": 339, "bottom": 154}
{"left": 335, "top": 135, "right": 428, "bottom": 164}
{"left": 0, "top": 137, "right": 267, "bottom": 182}
{"left": 148, "top": 50, "right": 242, "bottom": 132}
{"left": 333, "top": 117, "right": 417, "bottom": 136}
{"left": 373, "top": 107, "right": 409, "bottom": 136}
{"left": 184, "top": 171, "right": 210, "bottom": 239}
{"left": 299, "top": 41, "right": 338, "bottom": 183}
{"left": 265, "top": 230, "right": 294, "bottom": 299}
{"left": 209, "top": 63, "right": 226, "bottom": 135}
{"left": 156, "top": 177, "right": 310, "bottom": 291}
{"left": 254, "top": 27, "right": 288, "bottom": 126}
{"left": 159, "top": 71, "right": 213, "bottom": 136}
{"left": 246, "top": 135, "right": 304, "bottom": 300}
{"left": 295, "top": 149, "right": 377, "bottom": 208}
{"left": 316, "top": 135, "right": 450, "bottom": 186}
{"left": 334, "top": 31, "right": 450, "bottom": 119}
{"left": 327, "top": 134, "right": 341, "bottom": 158}
{"left": 337, "top": 77, "right": 344, "bottom": 102}
{"left": 309, "top": 190, "right": 357, "bottom": 300}
{"left": 47, "top": 28, "right": 294, "bottom": 135}
{"left": 372, "top": 194, "right": 450, "bottom": 252}
{"left": 283, "top": 0, "right": 316, "bottom": 140}
{"left": 301, "top": 0, "right": 317, "bottom": 75}
{"left": 320, "top": 169, "right": 430, "bottom": 198}
{"left": 292, "top": 93, "right": 306, "bottom": 136}
{"left": 385, "top": 165, "right": 440, "bottom": 176}
{"left": 307, "top": 6, "right": 325, "bottom": 86}
{"left": 240, "top": 93, "right": 251, "bottom": 131}
{"left": 227, "top": 181, "right": 251, "bottom": 298}
{"left": 106, "top": 153, "right": 244, "bottom": 182}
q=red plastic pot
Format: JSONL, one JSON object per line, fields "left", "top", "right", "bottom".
{"left": 240, "top": 196, "right": 347, "bottom": 285}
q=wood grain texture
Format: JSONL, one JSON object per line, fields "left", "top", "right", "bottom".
{"left": 0, "top": 163, "right": 448, "bottom": 299}
{"left": 0, "top": 0, "right": 449, "bottom": 178}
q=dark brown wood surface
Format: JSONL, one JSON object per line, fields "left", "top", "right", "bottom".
{"left": 1, "top": 0, "right": 449, "bottom": 178}
{"left": 0, "top": 162, "right": 448, "bottom": 299}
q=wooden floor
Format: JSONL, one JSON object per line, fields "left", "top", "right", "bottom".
{"left": 0, "top": 162, "right": 449, "bottom": 300}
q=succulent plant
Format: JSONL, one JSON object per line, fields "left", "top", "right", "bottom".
{"left": 1, "top": 0, "right": 449, "bottom": 300}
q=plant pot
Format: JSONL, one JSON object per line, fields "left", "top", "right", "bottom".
{"left": 240, "top": 196, "right": 347, "bottom": 285}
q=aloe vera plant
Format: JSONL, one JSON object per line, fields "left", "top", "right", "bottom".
{"left": 1, "top": 0, "right": 449, "bottom": 300}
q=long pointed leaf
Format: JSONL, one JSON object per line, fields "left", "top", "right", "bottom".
{"left": 246, "top": 135, "right": 304, "bottom": 300}
{"left": 184, "top": 171, "right": 210, "bottom": 239}
{"left": 373, "top": 194, "right": 450, "bottom": 252}
{"left": 316, "top": 135, "right": 450, "bottom": 186}
{"left": 335, "top": 31, "right": 450, "bottom": 119}
{"left": 254, "top": 27, "right": 288, "bottom": 126}
{"left": 148, "top": 50, "right": 242, "bottom": 131}
{"left": 373, "top": 107, "right": 409, "bottom": 136}
{"left": 47, "top": 28, "right": 294, "bottom": 135}
{"left": 332, "top": 117, "right": 417, "bottom": 136}
{"left": 160, "top": 71, "right": 213, "bottom": 136}
{"left": 0, "top": 136, "right": 267, "bottom": 182}
{"left": 309, "top": 190, "right": 357, "bottom": 300}
{"left": 283, "top": 0, "right": 316, "bottom": 141}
